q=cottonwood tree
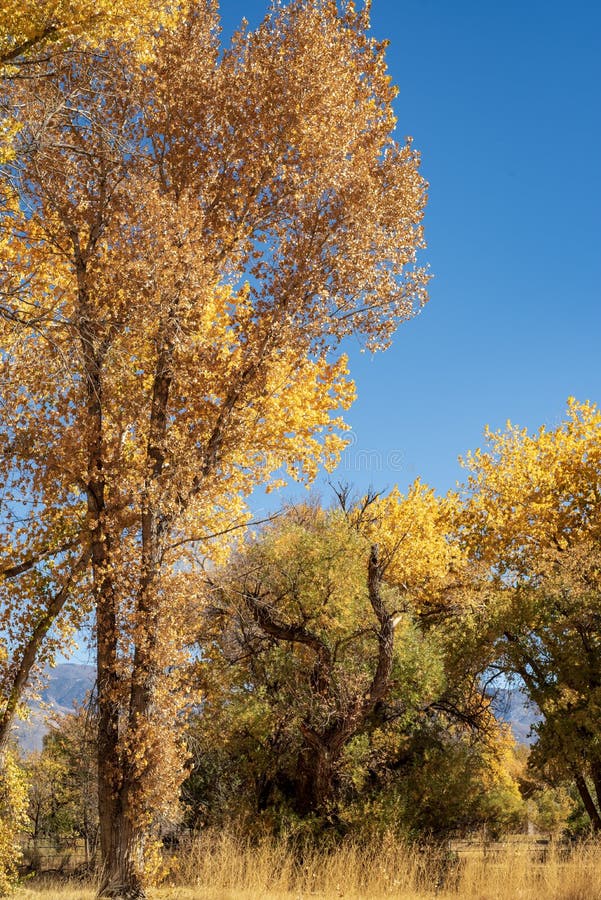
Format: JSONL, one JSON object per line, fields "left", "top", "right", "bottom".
{"left": 461, "top": 399, "right": 601, "bottom": 830}
{"left": 197, "top": 486, "right": 488, "bottom": 826}
{"left": 0, "top": 2, "right": 428, "bottom": 896}
{"left": 204, "top": 520, "right": 418, "bottom": 819}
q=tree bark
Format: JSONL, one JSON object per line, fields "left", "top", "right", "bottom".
{"left": 574, "top": 771, "right": 601, "bottom": 832}
{"left": 295, "top": 740, "right": 337, "bottom": 816}
{"left": 97, "top": 809, "right": 146, "bottom": 900}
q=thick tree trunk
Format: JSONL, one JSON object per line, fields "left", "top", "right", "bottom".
{"left": 95, "top": 507, "right": 157, "bottom": 899}
{"left": 97, "top": 805, "right": 146, "bottom": 899}
{"left": 96, "top": 580, "right": 144, "bottom": 898}
{"left": 295, "top": 742, "right": 338, "bottom": 816}
{"left": 97, "top": 597, "right": 155, "bottom": 898}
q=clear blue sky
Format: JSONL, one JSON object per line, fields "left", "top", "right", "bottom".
{"left": 219, "top": 0, "right": 601, "bottom": 507}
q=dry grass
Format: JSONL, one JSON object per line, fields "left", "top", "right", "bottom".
{"left": 16, "top": 834, "right": 601, "bottom": 899}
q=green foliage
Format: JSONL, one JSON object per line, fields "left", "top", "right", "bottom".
{"left": 24, "top": 707, "right": 98, "bottom": 864}
{"left": 185, "top": 498, "right": 523, "bottom": 840}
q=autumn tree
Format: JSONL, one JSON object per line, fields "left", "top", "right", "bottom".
{"left": 0, "top": 2, "right": 428, "bottom": 896}
{"left": 460, "top": 399, "right": 601, "bottom": 831}
{"left": 200, "top": 501, "right": 441, "bottom": 822}
{"left": 193, "top": 486, "right": 507, "bottom": 833}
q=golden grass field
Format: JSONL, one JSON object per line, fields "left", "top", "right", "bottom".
{"left": 15, "top": 833, "right": 601, "bottom": 899}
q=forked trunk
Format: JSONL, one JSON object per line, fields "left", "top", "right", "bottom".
{"left": 96, "top": 581, "right": 157, "bottom": 900}
{"left": 96, "top": 586, "right": 150, "bottom": 898}
{"left": 97, "top": 648, "right": 153, "bottom": 898}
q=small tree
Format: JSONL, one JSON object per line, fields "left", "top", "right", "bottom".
{"left": 25, "top": 706, "right": 98, "bottom": 867}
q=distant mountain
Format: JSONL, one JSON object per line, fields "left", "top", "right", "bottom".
{"left": 42, "top": 663, "right": 96, "bottom": 710}
{"left": 491, "top": 687, "right": 541, "bottom": 745}
{"left": 15, "top": 663, "right": 96, "bottom": 754}
{"left": 14, "top": 666, "right": 541, "bottom": 754}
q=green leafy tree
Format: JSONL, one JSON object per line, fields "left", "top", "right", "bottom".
{"left": 191, "top": 491, "right": 516, "bottom": 837}
{"left": 200, "top": 500, "right": 444, "bottom": 825}
{"left": 25, "top": 706, "right": 98, "bottom": 867}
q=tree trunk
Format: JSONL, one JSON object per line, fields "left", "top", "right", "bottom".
{"left": 97, "top": 582, "right": 151, "bottom": 898}
{"left": 97, "top": 806, "right": 146, "bottom": 899}
{"left": 295, "top": 742, "right": 337, "bottom": 816}
{"left": 574, "top": 771, "right": 601, "bottom": 832}
{"left": 96, "top": 583, "right": 143, "bottom": 898}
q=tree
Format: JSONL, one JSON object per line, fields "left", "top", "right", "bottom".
{"left": 0, "top": 2, "right": 429, "bottom": 895}
{"left": 24, "top": 705, "right": 98, "bottom": 869}
{"left": 460, "top": 399, "right": 601, "bottom": 830}
{"left": 194, "top": 486, "right": 501, "bottom": 833}
{"left": 201, "top": 502, "right": 441, "bottom": 822}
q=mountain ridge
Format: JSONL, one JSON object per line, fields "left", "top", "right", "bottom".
{"left": 15, "top": 665, "right": 540, "bottom": 753}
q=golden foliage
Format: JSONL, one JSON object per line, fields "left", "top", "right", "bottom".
{"left": 460, "top": 398, "right": 601, "bottom": 575}
{"left": 0, "top": 750, "right": 28, "bottom": 894}
{"left": 0, "top": 0, "right": 187, "bottom": 66}
{"left": 0, "top": 2, "right": 428, "bottom": 892}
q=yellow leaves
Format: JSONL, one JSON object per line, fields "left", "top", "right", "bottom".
{"left": 0, "top": 0, "right": 191, "bottom": 67}
{"left": 460, "top": 399, "right": 601, "bottom": 573}
{"left": 0, "top": 749, "right": 28, "bottom": 892}
{"left": 0, "top": 116, "right": 20, "bottom": 165}
{"left": 359, "top": 481, "right": 464, "bottom": 610}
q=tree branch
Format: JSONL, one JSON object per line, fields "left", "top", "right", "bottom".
{"left": 366, "top": 544, "right": 396, "bottom": 707}
{"left": 1, "top": 537, "right": 81, "bottom": 580}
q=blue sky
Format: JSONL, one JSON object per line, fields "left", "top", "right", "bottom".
{"left": 218, "top": 0, "right": 601, "bottom": 507}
